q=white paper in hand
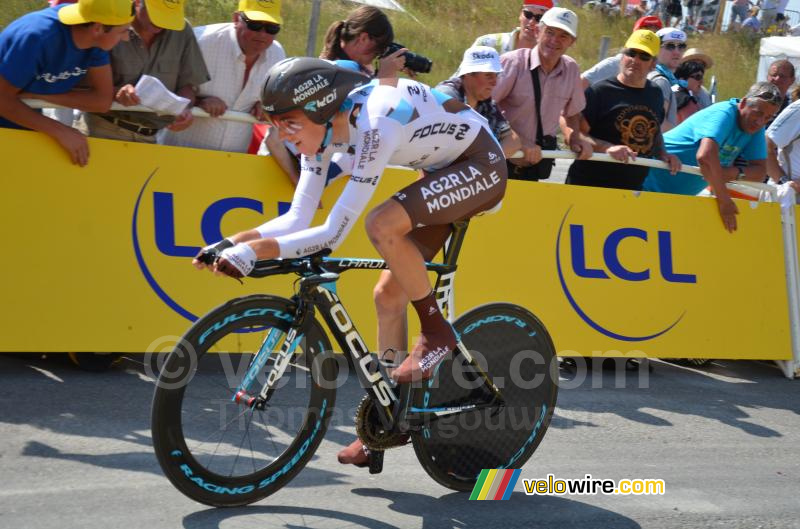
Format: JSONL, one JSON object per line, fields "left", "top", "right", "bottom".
{"left": 134, "top": 75, "right": 190, "bottom": 116}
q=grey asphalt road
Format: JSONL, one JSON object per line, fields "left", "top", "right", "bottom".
{"left": 1, "top": 352, "right": 798, "bottom": 529}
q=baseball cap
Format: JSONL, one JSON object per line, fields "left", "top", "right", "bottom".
{"left": 656, "top": 27, "right": 687, "bottom": 43}
{"left": 523, "top": 0, "right": 553, "bottom": 9}
{"left": 540, "top": 7, "right": 578, "bottom": 38}
{"left": 681, "top": 48, "right": 713, "bottom": 69}
{"left": 144, "top": 0, "right": 186, "bottom": 31}
{"left": 238, "top": 0, "right": 283, "bottom": 25}
{"left": 633, "top": 15, "right": 662, "bottom": 31}
{"left": 58, "top": 0, "right": 134, "bottom": 26}
{"left": 456, "top": 46, "right": 503, "bottom": 77}
{"left": 624, "top": 29, "right": 659, "bottom": 58}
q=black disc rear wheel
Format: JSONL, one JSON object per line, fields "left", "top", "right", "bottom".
{"left": 411, "top": 303, "right": 558, "bottom": 491}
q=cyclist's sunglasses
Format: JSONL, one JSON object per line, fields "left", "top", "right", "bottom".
{"left": 661, "top": 42, "right": 687, "bottom": 51}
{"left": 522, "top": 9, "right": 544, "bottom": 21}
{"left": 623, "top": 48, "right": 653, "bottom": 61}
{"left": 240, "top": 13, "right": 281, "bottom": 35}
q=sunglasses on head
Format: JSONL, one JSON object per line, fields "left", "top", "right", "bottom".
{"left": 662, "top": 42, "right": 687, "bottom": 51}
{"left": 240, "top": 13, "right": 280, "bottom": 35}
{"left": 522, "top": 9, "right": 544, "bottom": 21}
{"left": 623, "top": 48, "right": 653, "bottom": 61}
{"left": 750, "top": 90, "right": 783, "bottom": 106}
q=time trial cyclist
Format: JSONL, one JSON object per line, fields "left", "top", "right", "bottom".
{"left": 193, "top": 57, "right": 508, "bottom": 466}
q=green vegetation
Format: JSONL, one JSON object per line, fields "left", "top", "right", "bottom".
{"left": 2, "top": 0, "right": 760, "bottom": 99}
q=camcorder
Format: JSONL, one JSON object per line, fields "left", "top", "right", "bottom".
{"left": 382, "top": 42, "right": 433, "bottom": 74}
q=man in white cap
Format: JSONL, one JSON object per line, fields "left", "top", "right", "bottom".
{"left": 472, "top": 0, "right": 552, "bottom": 53}
{"left": 161, "top": 0, "right": 286, "bottom": 153}
{"left": 0, "top": 0, "right": 133, "bottom": 166}
{"left": 436, "top": 46, "right": 520, "bottom": 156}
{"left": 493, "top": 7, "right": 592, "bottom": 181}
{"left": 85, "top": 0, "right": 210, "bottom": 143}
{"left": 647, "top": 27, "right": 686, "bottom": 132}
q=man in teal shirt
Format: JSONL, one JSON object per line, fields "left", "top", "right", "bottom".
{"left": 643, "top": 82, "right": 782, "bottom": 232}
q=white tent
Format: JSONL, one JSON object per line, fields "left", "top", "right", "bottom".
{"left": 757, "top": 37, "right": 800, "bottom": 81}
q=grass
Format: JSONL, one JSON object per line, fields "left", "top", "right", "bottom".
{"left": 3, "top": 0, "right": 759, "bottom": 100}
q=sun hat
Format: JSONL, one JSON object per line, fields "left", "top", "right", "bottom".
{"left": 58, "top": 0, "right": 134, "bottom": 26}
{"left": 238, "top": 0, "right": 283, "bottom": 25}
{"left": 681, "top": 48, "right": 713, "bottom": 69}
{"left": 455, "top": 46, "right": 503, "bottom": 77}
{"left": 540, "top": 7, "right": 578, "bottom": 38}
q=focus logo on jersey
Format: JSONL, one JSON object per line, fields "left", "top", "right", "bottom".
{"left": 410, "top": 122, "right": 470, "bottom": 142}
{"left": 292, "top": 74, "right": 330, "bottom": 105}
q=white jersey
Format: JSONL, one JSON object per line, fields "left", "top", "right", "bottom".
{"left": 254, "top": 78, "right": 494, "bottom": 257}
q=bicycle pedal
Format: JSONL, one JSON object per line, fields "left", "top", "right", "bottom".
{"left": 368, "top": 449, "right": 384, "bottom": 474}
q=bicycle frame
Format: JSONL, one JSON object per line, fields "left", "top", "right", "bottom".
{"left": 233, "top": 220, "right": 505, "bottom": 433}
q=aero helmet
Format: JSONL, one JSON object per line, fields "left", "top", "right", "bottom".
{"left": 261, "top": 57, "right": 370, "bottom": 125}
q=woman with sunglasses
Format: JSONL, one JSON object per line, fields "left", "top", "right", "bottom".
{"left": 195, "top": 57, "right": 508, "bottom": 467}
{"left": 472, "top": 0, "right": 552, "bottom": 54}
{"left": 674, "top": 60, "right": 707, "bottom": 124}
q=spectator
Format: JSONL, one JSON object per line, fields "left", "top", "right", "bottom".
{"left": 679, "top": 48, "right": 713, "bottom": 108}
{"left": 759, "top": 0, "right": 779, "bottom": 28}
{"left": 160, "top": 0, "right": 286, "bottom": 154}
{"left": 0, "top": 0, "right": 133, "bottom": 166}
{"left": 766, "top": 98, "right": 800, "bottom": 185}
{"left": 729, "top": 0, "right": 751, "bottom": 29}
{"left": 673, "top": 60, "right": 707, "bottom": 123}
{"left": 493, "top": 7, "right": 593, "bottom": 181}
{"left": 85, "top": 0, "right": 210, "bottom": 144}
{"left": 581, "top": 15, "right": 663, "bottom": 89}
{"left": 742, "top": 7, "right": 761, "bottom": 33}
{"left": 661, "top": 0, "right": 683, "bottom": 26}
{"left": 566, "top": 30, "right": 681, "bottom": 190}
{"left": 319, "top": 5, "right": 406, "bottom": 78}
{"left": 436, "top": 46, "right": 521, "bottom": 157}
{"left": 766, "top": 59, "right": 795, "bottom": 120}
{"left": 685, "top": 0, "right": 703, "bottom": 29}
{"left": 643, "top": 82, "right": 782, "bottom": 232}
{"left": 647, "top": 27, "right": 686, "bottom": 131}
{"left": 767, "top": 12, "right": 791, "bottom": 34}
{"left": 473, "top": 0, "right": 552, "bottom": 53}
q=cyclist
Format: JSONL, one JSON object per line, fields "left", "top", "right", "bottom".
{"left": 194, "top": 57, "right": 508, "bottom": 465}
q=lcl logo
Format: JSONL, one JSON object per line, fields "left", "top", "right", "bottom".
{"left": 556, "top": 207, "right": 696, "bottom": 342}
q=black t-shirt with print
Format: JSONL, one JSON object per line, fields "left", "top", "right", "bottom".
{"left": 566, "top": 78, "right": 664, "bottom": 190}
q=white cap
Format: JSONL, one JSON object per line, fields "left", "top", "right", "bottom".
{"left": 656, "top": 27, "right": 687, "bottom": 43}
{"left": 540, "top": 7, "right": 578, "bottom": 38}
{"left": 456, "top": 46, "right": 503, "bottom": 76}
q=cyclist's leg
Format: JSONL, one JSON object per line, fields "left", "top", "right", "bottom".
{"left": 366, "top": 127, "right": 507, "bottom": 383}
{"left": 338, "top": 227, "right": 452, "bottom": 466}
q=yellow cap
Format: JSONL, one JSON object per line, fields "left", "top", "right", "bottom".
{"left": 144, "top": 0, "right": 186, "bottom": 31}
{"left": 624, "top": 29, "right": 660, "bottom": 58}
{"left": 238, "top": 0, "right": 283, "bottom": 25}
{"left": 58, "top": 0, "right": 135, "bottom": 26}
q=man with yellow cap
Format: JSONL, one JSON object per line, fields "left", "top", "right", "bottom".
{"left": 84, "top": 0, "right": 210, "bottom": 144}
{"left": 565, "top": 30, "right": 681, "bottom": 190}
{"left": 0, "top": 0, "right": 133, "bottom": 166}
{"left": 161, "top": 0, "right": 286, "bottom": 153}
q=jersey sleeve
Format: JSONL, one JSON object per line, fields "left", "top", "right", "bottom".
{"left": 273, "top": 114, "right": 403, "bottom": 257}
{"left": 253, "top": 153, "right": 328, "bottom": 239}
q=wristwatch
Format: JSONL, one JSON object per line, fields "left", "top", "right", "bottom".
{"left": 736, "top": 166, "right": 746, "bottom": 181}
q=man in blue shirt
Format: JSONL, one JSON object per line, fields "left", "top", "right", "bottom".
{"left": 643, "top": 82, "right": 782, "bottom": 232}
{"left": 0, "top": 0, "right": 134, "bottom": 166}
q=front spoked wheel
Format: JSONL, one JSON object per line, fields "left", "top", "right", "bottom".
{"left": 151, "top": 295, "right": 337, "bottom": 507}
{"left": 412, "top": 303, "right": 558, "bottom": 491}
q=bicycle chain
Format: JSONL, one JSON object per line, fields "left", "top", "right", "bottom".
{"left": 354, "top": 395, "right": 410, "bottom": 451}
